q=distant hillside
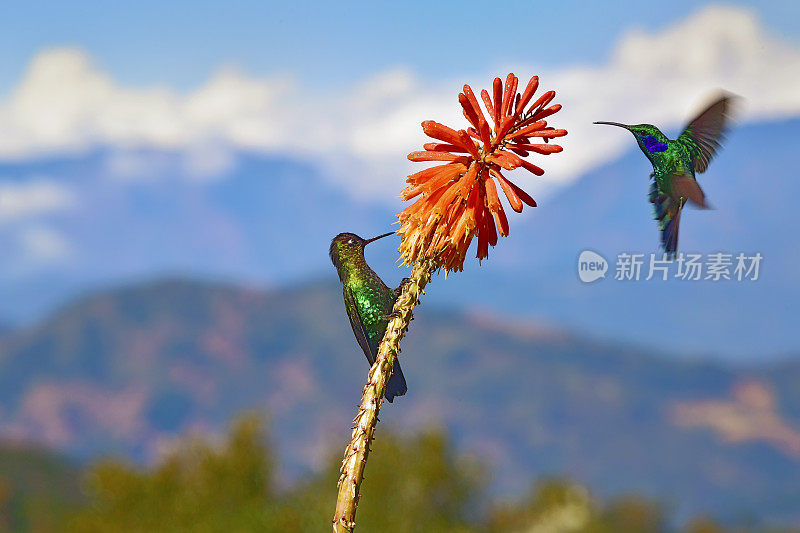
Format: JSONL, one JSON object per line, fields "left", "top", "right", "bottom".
{"left": 0, "top": 279, "right": 799, "bottom": 523}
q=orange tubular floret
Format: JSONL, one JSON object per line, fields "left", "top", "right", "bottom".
{"left": 516, "top": 76, "right": 540, "bottom": 115}
{"left": 466, "top": 128, "right": 481, "bottom": 141}
{"left": 493, "top": 206, "right": 509, "bottom": 237}
{"left": 507, "top": 178, "right": 537, "bottom": 207}
{"left": 531, "top": 129, "right": 568, "bottom": 139}
{"left": 421, "top": 167, "right": 467, "bottom": 196}
{"left": 480, "top": 89, "right": 495, "bottom": 119}
{"left": 508, "top": 146, "right": 530, "bottom": 158}
{"left": 529, "top": 90, "right": 556, "bottom": 112}
{"left": 520, "top": 159, "right": 545, "bottom": 176}
{"left": 491, "top": 170, "right": 523, "bottom": 212}
{"left": 401, "top": 184, "right": 424, "bottom": 201}
{"left": 484, "top": 173, "right": 502, "bottom": 212}
{"left": 452, "top": 189, "right": 478, "bottom": 243}
{"left": 488, "top": 150, "right": 523, "bottom": 170}
{"left": 478, "top": 120, "right": 492, "bottom": 148}
{"left": 407, "top": 163, "right": 461, "bottom": 184}
{"left": 507, "top": 120, "right": 548, "bottom": 139}
{"left": 496, "top": 115, "right": 516, "bottom": 140}
{"left": 492, "top": 77, "right": 503, "bottom": 127}
{"left": 450, "top": 202, "right": 470, "bottom": 243}
{"left": 458, "top": 93, "right": 482, "bottom": 130}
{"left": 456, "top": 130, "right": 480, "bottom": 159}
{"left": 458, "top": 163, "right": 479, "bottom": 194}
{"left": 500, "top": 73, "right": 515, "bottom": 120}
{"left": 531, "top": 104, "right": 562, "bottom": 121}
{"left": 509, "top": 143, "right": 563, "bottom": 155}
{"left": 485, "top": 209, "right": 498, "bottom": 246}
{"left": 399, "top": 194, "right": 429, "bottom": 218}
{"left": 431, "top": 178, "right": 463, "bottom": 217}
{"left": 475, "top": 199, "right": 487, "bottom": 258}
{"left": 407, "top": 151, "right": 465, "bottom": 162}
{"left": 424, "top": 142, "right": 468, "bottom": 152}
{"left": 422, "top": 120, "right": 468, "bottom": 148}
{"left": 508, "top": 120, "right": 547, "bottom": 139}
{"left": 462, "top": 85, "right": 487, "bottom": 126}
{"left": 503, "top": 74, "right": 518, "bottom": 117}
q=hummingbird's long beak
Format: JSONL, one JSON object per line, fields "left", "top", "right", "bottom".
{"left": 364, "top": 231, "right": 395, "bottom": 245}
{"left": 593, "top": 121, "right": 631, "bottom": 130}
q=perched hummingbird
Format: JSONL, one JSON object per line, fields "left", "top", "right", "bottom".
{"left": 594, "top": 95, "right": 736, "bottom": 256}
{"left": 330, "top": 232, "right": 408, "bottom": 402}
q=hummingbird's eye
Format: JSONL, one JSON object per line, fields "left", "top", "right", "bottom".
{"left": 348, "top": 239, "right": 354, "bottom": 244}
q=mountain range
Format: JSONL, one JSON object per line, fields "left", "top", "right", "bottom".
{"left": 0, "top": 279, "right": 799, "bottom": 524}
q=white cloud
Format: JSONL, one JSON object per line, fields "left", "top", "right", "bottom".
{"left": 18, "top": 225, "right": 72, "bottom": 262}
{"left": 0, "top": 6, "right": 796, "bottom": 198}
{"left": 0, "top": 180, "right": 75, "bottom": 221}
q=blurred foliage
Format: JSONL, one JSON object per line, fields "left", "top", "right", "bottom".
{"left": 0, "top": 413, "right": 797, "bottom": 532}
{"left": 67, "top": 415, "right": 275, "bottom": 532}
{"left": 0, "top": 444, "right": 82, "bottom": 532}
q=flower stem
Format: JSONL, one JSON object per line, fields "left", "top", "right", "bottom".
{"left": 332, "top": 259, "right": 434, "bottom": 532}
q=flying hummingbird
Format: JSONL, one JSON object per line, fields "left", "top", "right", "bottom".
{"left": 330, "top": 232, "right": 408, "bottom": 402}
{"left": 594, "top": 94, "right": 736, "bottom": 256}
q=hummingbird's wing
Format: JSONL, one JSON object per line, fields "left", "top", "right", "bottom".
{"left": 677, "top": 95, "right": 736, "bottom": 174}
{"left": 671, "top": 174, "right": 707, "bottom": 208}
{"left": 343, "top": 286, "right": 408, "bottom": 403}
{"left": 343, "top": 286, "right": 376, "bottom": 365}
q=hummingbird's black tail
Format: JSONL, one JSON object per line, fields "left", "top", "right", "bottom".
{"left": 385, "top": 359, "right": 408, "bottom": 403}
{"left": 663, "top": 203, "right": 682, "bottom": 257}
{"left": 650, "top": 181, "right": 684, "bottom": 257}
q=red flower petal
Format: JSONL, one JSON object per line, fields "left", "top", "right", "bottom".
{"left": 506, "top": 120, "right": 548, "bottom": 139}
{"left": 424, "top": 142, "right": 468, "bottom": 153}
{"left": 508, "top": 143, "right": 563, "bottom": 155}
{"left": 493, "top": 205, "right": 509, "bottom": 237}
{"left": 492, "top": 77, "right": 503, "bottom": 127}
{"left": 408, "top": 151, "right": 466, "bottom": 162}
{"left": 491, "top": 170, "right": 523, "bottom": 212}
{"left": 500, "top": 73, "right": 516, "bottom": 119}
{"left": 531, "top": 104, "right": 562, "bottom": 121}
{"left": 480, "top": 89, "right": 495, "bottom": 120}
{"left": 520, "top": 159, "right": 545, "bottom": 176}
{"left": 458, "top": 93, "right": 482, "bottom": 130}
{"left": 516, "top": 75, "right": 540, "bottom": 115}
{"left": 529, "top": 90, "right": 556, "bottom": 112}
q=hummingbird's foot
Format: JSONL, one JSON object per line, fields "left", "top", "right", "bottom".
{"left": 384, "top": 310, "right": 403, "bottom": 321}
{"left": 393, "top": 277, "right": 412, "bottom": 299}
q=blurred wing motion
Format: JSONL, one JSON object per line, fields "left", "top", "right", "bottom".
{"left": 650, "top": 180, "right": 683, "bottom": 257}
{"left": 671, "top": 174, "right": 707, "bottom": 208}
{"left": 343, "top": 286, "right": 407, "bottom": 402}
{"left": 677, "top": 94, "right": 736, "bottom": 173}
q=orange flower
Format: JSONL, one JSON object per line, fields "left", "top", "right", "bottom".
{"left": 397, "top": 73, "right": 567, "bottom": 272}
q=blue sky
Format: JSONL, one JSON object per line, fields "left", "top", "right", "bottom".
{"left": 0, "top": 1, "right": 796, "bottom": 92}
{"left": 0, "top": 1, "right": 797, "bottom": 199}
